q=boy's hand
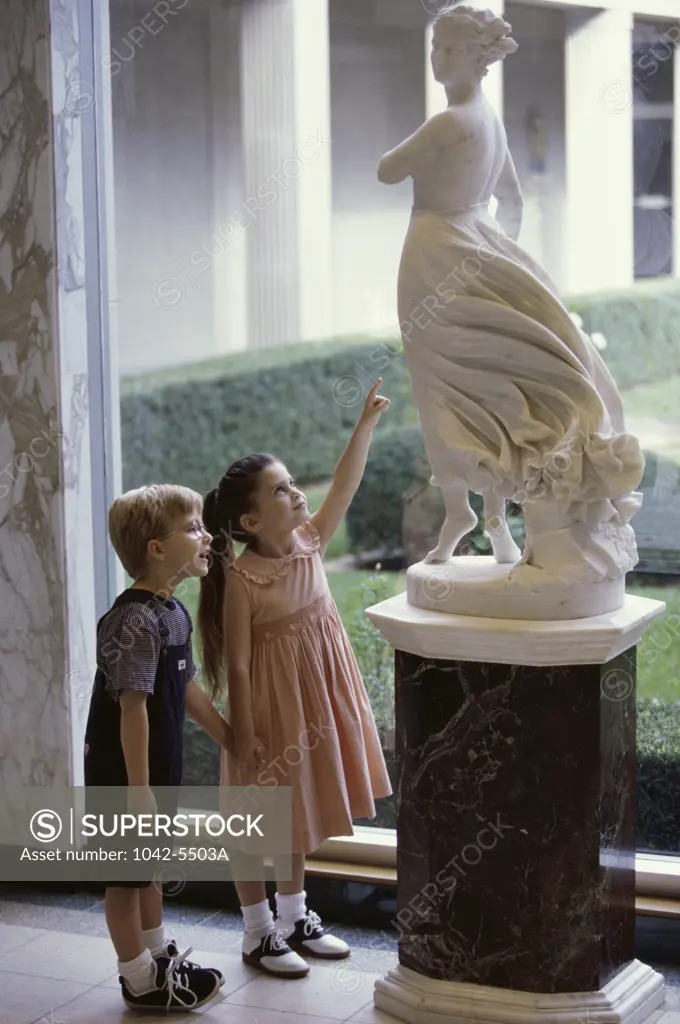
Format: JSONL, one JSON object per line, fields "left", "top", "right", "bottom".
{"left": 358, "top": 378, "right": 391, "bottom": 428}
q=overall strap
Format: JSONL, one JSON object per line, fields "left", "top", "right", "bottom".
{"left": 149, "top": 601, "right": 170, "bottom": 651}
{"left": 174, "top": 598, "right": 192, "bottom": 636}
{"left": 108, "top": 590, "right": 170, "bottom": 655}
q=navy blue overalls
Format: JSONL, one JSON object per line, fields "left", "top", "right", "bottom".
{"left": 84, "top": 589, "right": 191, "bottom": 804}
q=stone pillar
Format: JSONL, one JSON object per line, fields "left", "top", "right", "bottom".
{"left": 240, "top": 0, "right": 332, "bottom": 349}
{"left": 564, "top": 9, "right": 634, "bottom": 294}
{"left": 0, "top": 0, "right": 105, "bottom": 787}
{"left": 209, "top": 2, "right": 248, "bottom": 353}
{"left": 366, "top": 593, "right": 666, "bottom": 1024}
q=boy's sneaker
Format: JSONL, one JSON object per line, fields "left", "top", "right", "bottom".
{"left": 242, "top": 928, "right": 310, "bottom": 978}
{"left": 121, "top": 946, "right": 221, "bottom": 1012}
{"left": 163, "top": 939, "right": 225, "bottom": 987}
{"left": 282, "top": 909, "right": 350, "bottom": 959}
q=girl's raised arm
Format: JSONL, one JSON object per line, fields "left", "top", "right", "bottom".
{"left": 311, "top": 379, "right": 390, "bottom": 554}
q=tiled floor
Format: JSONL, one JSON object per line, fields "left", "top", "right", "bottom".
{"left": 0, "top": 891, "right": 399, "bottom": 1023}
{"left": 1, "top": 891, "right": 680, "bottom": 1024}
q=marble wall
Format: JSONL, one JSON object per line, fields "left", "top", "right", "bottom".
{"left": 0, "top": 0, "right": 98, "bottom": 789}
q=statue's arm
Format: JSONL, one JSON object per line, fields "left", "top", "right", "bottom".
{"left": 493, "top": 149, "right": 523, "bottom": 241}
{"left": 378, "top": 114, "right": 453, "bottom": 185}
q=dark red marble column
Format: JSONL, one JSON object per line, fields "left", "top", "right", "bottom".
{"left": 393, "top": 648, "right": 636, "bottom": 993}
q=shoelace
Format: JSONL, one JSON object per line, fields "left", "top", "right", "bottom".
{"left": 166, "top": 942, "right": 203, "bottom": 973}
{"left": 163, "top": 946, "right": 199, "bottom": 1008}
{"left": 302, "top": 910, "right": 323, "bottom": 938}
{"left": 262, "top": 930, "right": 290, "bottom": 954}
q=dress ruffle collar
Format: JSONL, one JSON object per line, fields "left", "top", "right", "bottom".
{"left": 229, "top": 520, "right": 320, "bottom": 584}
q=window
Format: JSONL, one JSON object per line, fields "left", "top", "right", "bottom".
{"left": 633, "top": 20, "right": 674, "bottom": 277}
{"left": 102, "top": 0, "right": 680, "bottom": 883}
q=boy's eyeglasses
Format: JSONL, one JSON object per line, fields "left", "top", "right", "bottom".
{"left": 156, "top": 518, "right": 206, "bottom": 541}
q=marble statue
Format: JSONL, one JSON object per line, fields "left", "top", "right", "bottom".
{"left": 378, "top": 3, "right": 644, "bottom": 620}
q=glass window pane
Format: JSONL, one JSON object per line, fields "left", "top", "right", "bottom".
{"left": 107, "top": 0, "right": 680, "bottom": 859}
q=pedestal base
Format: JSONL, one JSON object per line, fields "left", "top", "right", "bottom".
{"left": 407, "top": 556, "right": 625, "bottom": 621}
{"left": 365, "top": 591, "right": 667, "bottom": 1024}
{"left": 375, "top": 960, "right": 665, "bottom": 1024}
{"left": 366, "top": 592, "right": 665, "bottom": 665}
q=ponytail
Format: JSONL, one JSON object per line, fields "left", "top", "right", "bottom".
{"left": 197, "top": 487, "right": 234, "bottom": 702}
{"left": 197, "top": 453, "right": 275, "bottom": 701}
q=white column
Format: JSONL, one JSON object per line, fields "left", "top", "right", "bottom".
{"left": 0, "top": 0, "right": 101, "bottom": 787}
{"left": 564, "top": 9, "right": 634, "bottom": 294}
{"left": 241, "top": 0, "right": 332, "bottom": 349}
{"left": 210, "top": 3, "right": 248, "bottom": 353}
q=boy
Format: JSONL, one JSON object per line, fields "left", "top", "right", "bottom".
{"left": 84, "top": 484, "right": 233, "bottom": 1012}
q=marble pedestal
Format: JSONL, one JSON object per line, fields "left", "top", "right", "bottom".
{"left": 365, "top": 593, "right": 666, "bottom": 1024}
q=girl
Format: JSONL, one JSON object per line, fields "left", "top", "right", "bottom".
{"left": 198, "top": 378, "right": 393, "bottom": 979}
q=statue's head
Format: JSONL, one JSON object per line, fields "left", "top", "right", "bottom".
{"left": 431, "top": 4, "right": 518, "bottom": 85}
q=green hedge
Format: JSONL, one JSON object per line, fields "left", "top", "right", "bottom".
{"left": 121, "top": 333, "right": 414, "bottom": 494}
{"left": 569, "top": 278, "right": 680, "bottom": 392}
{"left": 636, "top": 698, "right": 680, "bottom": 851}
{"left": 121, "top": 279, "right": 680, "bottom": 495}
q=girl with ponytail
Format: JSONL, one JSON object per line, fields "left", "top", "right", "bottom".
{"left": 197, "top": 381, "right": 393, "bottom": 979}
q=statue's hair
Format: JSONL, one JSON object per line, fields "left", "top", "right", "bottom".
{"left": 434, "top": 4, "right": 518, "bottom": 77}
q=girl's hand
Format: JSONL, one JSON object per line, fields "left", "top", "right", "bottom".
{"left": 359, "top": 378, "right": 391, "bottom": 428}
{"left": 233, "top": 732, "right": 267, "bottom": 772}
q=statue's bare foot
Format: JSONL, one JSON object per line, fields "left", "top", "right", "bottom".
{"left": 424, "top": 546, "right": 453, "bottom": 564}
{"left": 424, "top": 508, "right": 477, "bottom": 564}
{"left": 485, "top": 516, "right": 521, "bottom": 564}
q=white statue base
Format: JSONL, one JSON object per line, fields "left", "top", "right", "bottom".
{"left": 407, "top": 555, "right": 626, "bottom": 621}
{"left": 374, "top": 961, "right": 665, "bottom": 1024}
{"left": 366, "top": 590, "right": 664, "bottom": 665}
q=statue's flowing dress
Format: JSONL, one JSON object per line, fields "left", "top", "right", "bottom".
{"left": 396, "top": 103, "right": 643, "bottom": 529}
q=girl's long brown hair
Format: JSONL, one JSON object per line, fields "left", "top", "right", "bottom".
{"left": 198, "top": 453, "right": 275, "bottom": 701}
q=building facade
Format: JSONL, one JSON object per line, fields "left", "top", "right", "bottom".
{"left": 104, "top": 0, "right": 680, "bottom": 375}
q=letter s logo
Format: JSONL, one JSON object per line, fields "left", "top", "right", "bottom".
{"left": 30, "top": 809, "right": 63, "bottom": 843}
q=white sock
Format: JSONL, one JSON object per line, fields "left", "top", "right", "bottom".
{"left": 142, "top": 925, "right": 167, "bottom": 958}
{"left": 275, "top": 890, "right": 307, "bottom": 926}
{"left": 118, "top": 948, "right": 157, "bottom": 995}
{"left": 241, "top": 898, "right": 275, "bottom": 939}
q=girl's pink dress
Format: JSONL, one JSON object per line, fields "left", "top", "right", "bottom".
{"left": 220, "top": 520, "right": 392, "bottom": 854}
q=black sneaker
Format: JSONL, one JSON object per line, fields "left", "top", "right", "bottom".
{"left": 163, "top": 939, "right": 225, "bottom": 988}
{"left": 121, "top": 946, "right": 221, "bottom": 1012}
